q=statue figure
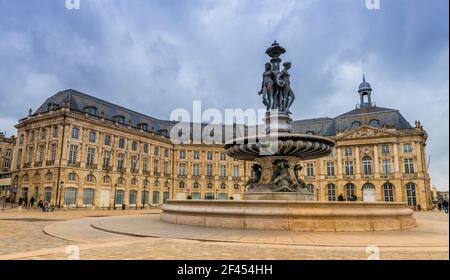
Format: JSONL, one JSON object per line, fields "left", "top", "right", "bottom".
{"left": 258, "top": 62, "right": 276, "bottom": 111}
{"left": 245, "top": 164, "right": 262, "bottom": 191}
{"left": 272, "top": 160, "right": 295, "bottom": 191}
{"left": 277, "top": 62, "right": 295, "bottom": 113}
{"left": 293, "top": 164, "right": 307, "bottom": 189}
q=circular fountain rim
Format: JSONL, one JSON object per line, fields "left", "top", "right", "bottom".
{"left": 224, "top": 133, "right": 336, "bottom": 147}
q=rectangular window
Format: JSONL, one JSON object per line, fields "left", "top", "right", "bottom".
{"left": 16, "top": 149, "right": 22, "bottom": 168}
{"left": 143, "top": 144, "right": 149, "bottom": 153}
{"left": 50, "top": 144, "right": 57, "bottom": 161}
{"left": 37, "top": 146, "right": 45, "bottom": 162}
{"left": 86, "top": 147, "right": 95, "bottom": 166}
{"left": 89, "top": 131, "right": 96, "bottom": 143}
{"left": 306, "top": 163, "right": 314, "bottom": 177}
{"left": 220, "top": 165, "right": 227, "bottom": 177}
{"left": 404, "top": 159, "right": 415, "bottom": 174}
{"left": 193, "top": 151, "right": 200, "bottom": 160}
{"left": 164, "top": 148, "right": 169, "bottom": 157}
{"left": 30, "top": 130, "right": 35, "bottom": 142}
{"left": 40, "top": 129, "right": 47, "bottom": 140}
{"left": 27, "top": 147, "right": 34, "bottom": 163}
{"left": 178, "top": 163, "right": 186, "bottom": 176}
{"left": 345, "top": 161, "right": 354, "bottom": 175}
{"left": 131, "top": 141, "right": 138, "bottom": 151}
{"left": 154, "top": 147, "right": 159, "bottom": 156}
{"left": 131, "top": 155, "right": 137, "bottom": 172}
{"left": 344, "top": 147, "right": 352, "bottom": 157}
{"left": 19, "top": 134, "right": 24, "bottom": 145}
{"left": 119, "top": 138, "right": 125, "bottom": 149}
{"left": 69, "top": 145, "right": 78, "bottom": 163}
{"left": 117, "top": 153, "right": 125, "bottom": 171}
{"left": 153, "top": 159, "right": 159, "bottom": 174}
{"left": 220, "top": 152, "right": 226, "bottom": 161}
{"left": 206, "top": 164, "right": 213, "bottom": 176}
{"left": 381, "top": 144, "right": 390, "bottom": 155}
{"left": 382, "top": 159, "right": 391, "bottom": 174}
{"left": 193, "top": 163, "right": 200, "bottom": 176}
{"left": 207, "top": 152, "right": 213, "bottom": 161}
{"left": 143, "top": 158, "right": 148, "bottom": 172}
{"left": 103, "top": 151, "right": 111, "bottom": 168}
{"left": 164, "top": 161, "right": 169, "bottom": 176}
{"left": 52, "top": 126, "right": 58, "bottom": 138}
{"left": 104, "top": 135, "right": 111, "bottom": 146}
{"left": 326, "top": 162, "right": 335, "bottom": 176}
{"left": 71, "top": 128, "right": 79, "bottom": 140}
{"left": 233, "top": 165, "right": 239, "bottom": 178}
{"left": 179, "top": 150, "right": 185, "bottom": 159}
{"left": 403, "top": 143, "right": 413, "bottom": 153}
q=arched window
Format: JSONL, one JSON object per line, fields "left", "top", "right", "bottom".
{"left": 193, "top": 182, "right": 200, "bottom": 189}
{"left": 44, "top": 187, "right": 52, "bottom": 203}
{"left": 115, "top": 190, "right": 125, "bottom": 205}
{"left": 22, "top": 174, "right": 29, "bottom": 183}
{"left": 362, "top": 156, "right": 373, "bottom": 175}
{"left": 154, "top": 180, "right": 160, "bottom": 187}
{"left": 207, "top": 183, "right": 213, "bottom": 189}
{"left": 351, "top": 121, "right": 361, "bottom": 129}
{"left": 86, "top": 174, "right": 95, "bottom": 183}
{"left": 233, "top": 184, "right": 240, "bottom": 190}
{"left": 383, "top": 183, "right": 395, "bottom": 202}
{"left": 131, "top": 178, "right": 138, "bottom": 185}
{"left": 306, "top": 184, "right": 314, "bottom": 194}
{"left": 117, "top": 177, "right": 125, "bottom": 185}
{"left": 33, "top": 173, "right": 41, "bottom": 183}
{"left": 82, "top": 188, "right": 95, "bottom": 206}
{"left": 406, "top": 183, "right": 417, "bottom": 206}
{"left": 369, "top": 119, "right": 380, "bottom": 127}
{"left": 68, "top": 172, "right": 77, "bottom": 181}
{"left": 327, "top": 184, "right": 336, "bottom": 201}
{"left": 143, "top": 179, "right": 149, "bottom": 187}
{"left": 179, "top": 182, "right": 185, "bottom": 189}
{"left": 129, "top": 190, "right": 137, "bottom": 206}
{"left": 103, "top": 176, "right": 111, "bottom": 184}
{"left": 362, "top": 183, "right": 376, "bottom": 202}
{"left": 205, "top": 192, "right": 215, "bottom": 200}
{"left": 345, "top": 183, "right": 356, "bottom": 201}
{"left": 64, "top": 187, "right": 77, "bottom": 206}
{"left": 220, "top": 183, "right": 227, "bottom": 190}
{"left": 45, "top": 172, "right": 53, "bottom": 182}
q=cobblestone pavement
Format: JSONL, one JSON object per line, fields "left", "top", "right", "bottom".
{"left": 0, "top": 209, "right": 448, "bottom": 260}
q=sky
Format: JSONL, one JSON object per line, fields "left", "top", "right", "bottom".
{"left": 0, "top": 0, "right": 448, "bottom": 190}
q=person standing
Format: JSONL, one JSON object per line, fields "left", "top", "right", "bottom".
{"left": 30, "top": 197, "right": 35, "bottom": 208}
{"left": 442, "top": 199, "right": 449, "bottom": 214}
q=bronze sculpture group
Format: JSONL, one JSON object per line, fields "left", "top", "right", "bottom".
{"left": 258, "top": 61, "right": 295, "bottom": 113}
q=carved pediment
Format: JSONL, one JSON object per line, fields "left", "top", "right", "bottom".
{"left": 336, "top": 125, "right": 397, "bottom": 140}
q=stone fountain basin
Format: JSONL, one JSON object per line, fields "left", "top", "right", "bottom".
{"left": 224, "top": 133, "right": 336, "bottom": 161}
{"left": 161, "top": 200, "right": 416, "bottom": 232}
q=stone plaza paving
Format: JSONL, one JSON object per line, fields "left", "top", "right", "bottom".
{"left": 0, "top": 208, "right": 448, "bottom": 260}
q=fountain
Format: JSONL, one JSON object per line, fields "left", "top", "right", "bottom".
{"left": 161, "top": 42, "right": 416, "bottom": 231}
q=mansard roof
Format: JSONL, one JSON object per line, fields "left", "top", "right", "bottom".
{"left": 33, "top": 89, "right": 414, "bottom": 137}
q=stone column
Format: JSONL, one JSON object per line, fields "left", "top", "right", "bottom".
{"left": 415, "top": 142, "right": 423, "bottom": 172}
{"left": 374, "top": 144, "right": 380, "bottom": 174}
{"left": 337, "top": 147, "right": 343, "bottom": 176}
{"left": 393, "top": 143, "right": 400, "bottom": 173}
{"left": 355, "top": 146, "right": 361, "bottom": 175}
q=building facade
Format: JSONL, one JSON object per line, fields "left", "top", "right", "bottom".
{"left": 0, "top": 132, "right": 15, "bottom": 197}
{"left": 8, "top": 77, "right": 433, "bottom": 209}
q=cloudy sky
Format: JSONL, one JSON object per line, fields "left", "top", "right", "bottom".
{"left": 0, "top": 0, "right": 448, "bottom": 189}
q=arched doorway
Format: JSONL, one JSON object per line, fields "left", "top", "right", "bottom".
{"left": 362, "top": 183, "right": 376, "bottom": 202}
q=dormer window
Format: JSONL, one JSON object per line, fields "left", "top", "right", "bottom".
{"left": 305, "top": 131, "right": 314, "bottom": 135}
{"left": 84, "top": 106, "right": 98, "bottom": 116}
{"left": 157, "top": 129, "right": 168, "bottom": 137}
{"left": 138, "top": 123, "right": 149, "bottom": 131}
{"left": 351, "top": 121, "right": 361, "bottom": 129}
{"left": 369, "top": 119, "right": 380, "bottom": 127}
{"left": 47, "top": 103, "right": 59, "bottom": 111}
{"left": 113, "top": 115, "right": 126, "bottom": 124}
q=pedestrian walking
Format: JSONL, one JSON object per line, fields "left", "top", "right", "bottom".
{"left": 442, "top": 200, "right": 449, "bottom": 214}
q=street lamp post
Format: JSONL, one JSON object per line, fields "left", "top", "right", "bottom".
{"left": 113, "top": 184, "right": 117, "bottom": 210}
{"left": 57, "top": 181, "right": 64, "bottom": 208}
{"left": 142, "top": 185, "right": 146, "bottom": 209}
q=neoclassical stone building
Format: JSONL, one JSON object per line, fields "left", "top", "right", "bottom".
{"left": 0, "top": 132, "right": 15, "bottom": 196}
{"left": 8, "top": 77, "right": 432, "bottom": 209}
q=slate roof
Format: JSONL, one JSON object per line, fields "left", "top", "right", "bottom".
{"left": 34, "top": 89, "right": 413, "bottom": 137}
